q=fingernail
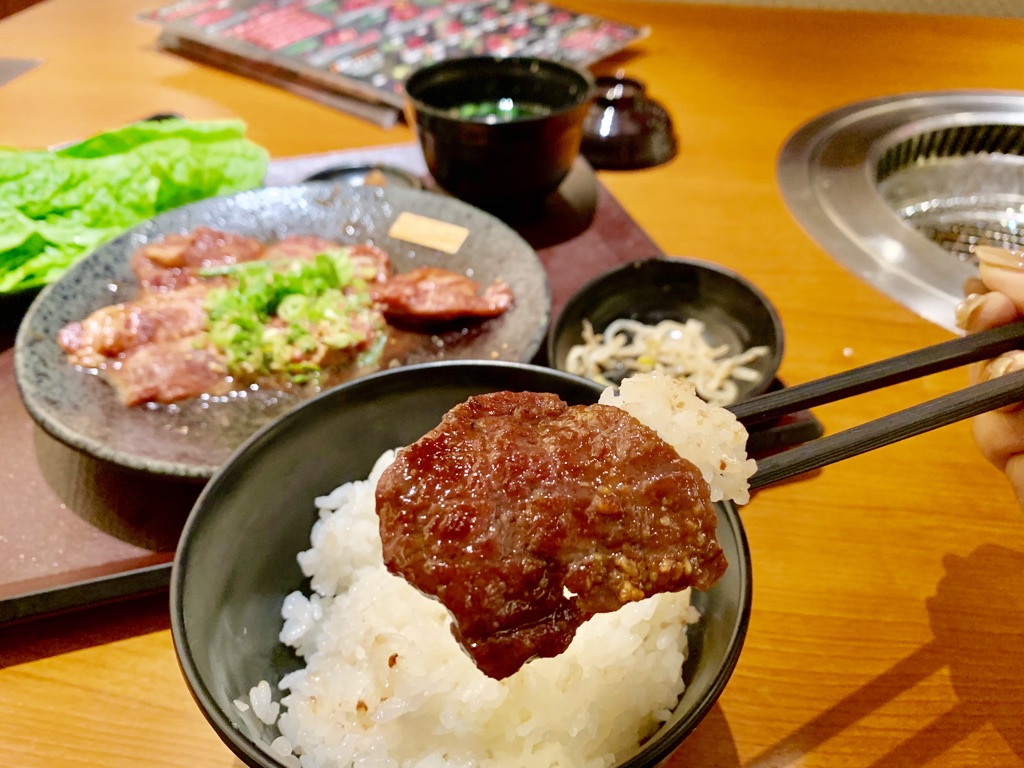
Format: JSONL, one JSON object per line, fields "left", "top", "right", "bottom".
{"left": 984, "top": 350, "right": 1024, "bottom": 380}
{"left": 955, "top": 292, "right": 987, "bottom": 330}
{"left": 975, "top": 245, "right": 1024, "bottom": 271}
{"left": 962, "top": 276, "right": 987, "bottom": 297}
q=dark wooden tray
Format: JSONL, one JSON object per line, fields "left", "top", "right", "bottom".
{"left": 0, "top": 143, "right": 823, "bottom": 624}
{"left": 0, "top": 144, "right": 670, "bottom": 624}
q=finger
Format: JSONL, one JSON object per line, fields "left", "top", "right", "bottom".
{"left": 1003, "top": 454, "right": 1024, "bottom": 510}
{"left": 955, "top": 290, "right": 1018, "bottom": 334}
{"left": 960, "top": 250, "right": 1024, "bottom": 388}
{"left": 976, "top": 247, "right": 1024, "bottom": 315}
{"left": 972, "top": 408, "right": 1024, "bottom": 471}
{"left": 962, "top": 275, "right": 988, "bottom": 297}
{"left": 969, "top": 349, "right": 1024, "bottom": 393}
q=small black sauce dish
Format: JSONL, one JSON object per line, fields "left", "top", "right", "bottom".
{"left": 547, "top": 256, "right": 784, "bottom": 402}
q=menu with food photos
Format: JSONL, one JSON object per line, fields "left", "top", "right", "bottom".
{"left": 142, "top": 0, "right": 647, "bottom": 126}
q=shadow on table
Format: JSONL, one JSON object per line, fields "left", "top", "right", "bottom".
{"left": 419, "top": 155, "right": 600, "bottom": 251}
{"left": 743, "top": 544, "right": 1024, "bottom": 766}
{"left": 664, "top": 703, "right": 741, "bottom": 766}
{"left": 34, "top": 426, "right": 202, "bottom": 552}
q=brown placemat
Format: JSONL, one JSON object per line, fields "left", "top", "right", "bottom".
{"left": 0, "top": 144, "right": 664, "bottom": 624}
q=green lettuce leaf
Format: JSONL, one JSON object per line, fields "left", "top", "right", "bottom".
{"left": 0, "top": 118, "right": 269, "bottom": 294}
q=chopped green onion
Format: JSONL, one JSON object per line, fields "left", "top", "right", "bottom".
{"left": 202, "top": 247, "right": 384, "bottom": 384}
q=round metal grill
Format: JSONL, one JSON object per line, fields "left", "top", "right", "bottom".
{"left": 777, "top": 91, "right": 1024, "bottom": 332}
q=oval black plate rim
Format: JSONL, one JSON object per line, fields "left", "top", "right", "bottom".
{"left": 301, "top": 162, "right": 424, "bottom": 189}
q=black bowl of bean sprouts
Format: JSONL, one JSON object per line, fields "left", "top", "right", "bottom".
{"left": 547, "top": 256, "right": 784, "bottom": 406}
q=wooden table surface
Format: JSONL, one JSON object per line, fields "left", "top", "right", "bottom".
{"left": 1, "top": 1, "right": 1023, "bottom": 766}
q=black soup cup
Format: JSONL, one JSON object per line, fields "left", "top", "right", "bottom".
{"left": 171, "top": 360, "right": 752, "bottom": 768}
{"left": 404, "top": 56, "right": 593, "bottom": 213}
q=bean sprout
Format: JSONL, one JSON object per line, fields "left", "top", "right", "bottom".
{"left": 564, "top": 318, "right": 769, "bottom": 406}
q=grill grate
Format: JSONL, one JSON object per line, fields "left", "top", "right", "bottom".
{"left": 876, "top": 122, "right": 1024, "bottom": 265}
{"left": 914, "top": 221, "right": 1024, "bottom": 265}
{"left": 877, "top": 123, "right": 1024, "bottom": 182}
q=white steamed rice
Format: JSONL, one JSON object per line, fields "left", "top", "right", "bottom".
{"left": 599, "top": 371, "right": 755, "bottom": 505}
{"left": 244, "top": 371, "right": 753, "bottom": 768}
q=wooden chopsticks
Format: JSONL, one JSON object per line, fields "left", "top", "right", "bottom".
{"left": 728, "top": 320, "right": 1024, "bottom": 491}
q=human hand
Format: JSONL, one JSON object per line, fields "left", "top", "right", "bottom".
{"left": 956, "top": 246, "right": 1024, "bottom": 507}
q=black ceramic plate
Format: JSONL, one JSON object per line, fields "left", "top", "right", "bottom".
{"left": 302, "top": 162, "right": 424, "bottom": 189}
{"left": 0, "top": 284, "right": 43, "bottom": 330}
{"left": 547, "top": 256, "right": 784, "bottom": 402}
{"left": 171, "top": 361, "right": 751, "bottom": 768}
{"left": 14, "top": 184, "right": 550, "bottom": 480}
